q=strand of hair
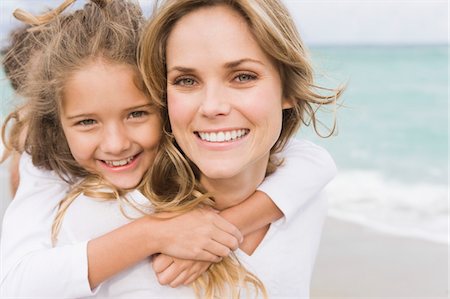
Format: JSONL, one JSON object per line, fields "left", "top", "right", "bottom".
{"left": 13, "top": 0, "right": 77, "bottom": 26}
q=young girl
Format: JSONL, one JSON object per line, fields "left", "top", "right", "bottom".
{"left": 1, "top": 0, "right": 336, "bottom": 297}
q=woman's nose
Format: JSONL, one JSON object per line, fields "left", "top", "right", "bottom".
{"left": 199, "top": 85, "right": 231, "bottom": 118}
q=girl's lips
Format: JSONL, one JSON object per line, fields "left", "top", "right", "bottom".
{"left": 103, "top": 156, "right": 135, "bottom": 167}
{"left": 99, "top": 153, "right": 141, "bottom": 171}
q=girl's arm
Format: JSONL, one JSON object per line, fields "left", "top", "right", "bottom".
{"left": 0, "top": 153, "right": 241, "bottom": 297}
{"left": 86, "top": 206, "right": 241, "bottom": 289}
{"left": 153, "top": 138, "right": 337, "bottom": 286}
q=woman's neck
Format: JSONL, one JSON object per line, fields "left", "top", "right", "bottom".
{"left": 200, "top": 157, "right": 269, "bottom": 210}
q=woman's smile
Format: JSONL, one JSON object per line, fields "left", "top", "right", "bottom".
{"left": 195, "top": 129, "right": 250, "bottom": 143}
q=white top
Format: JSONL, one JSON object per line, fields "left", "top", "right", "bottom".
{"left": 237, "top": 192, "right": 326, "bottom": 298}
{"left": 0, "top": 139, "right": 336, "bottom": 297}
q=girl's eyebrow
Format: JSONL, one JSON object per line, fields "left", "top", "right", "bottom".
{"left": 167, "top": 58, "right": 265, "bottom": 74}
{"left": 64, "top": 113, "right": 95, "bottom": 120}
{"left": 65, "top": 104, "right": 153, "bottom": 120}
{"left": 125, "top": 103, "right": 153, "bottom": 111}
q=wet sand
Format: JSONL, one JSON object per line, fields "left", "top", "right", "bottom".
{"left": 311, "top": 217, "right": 449, "bottom": 299}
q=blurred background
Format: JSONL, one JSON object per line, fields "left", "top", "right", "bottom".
{"left": 1, "top": 1, "right": 448, "bottom": 298}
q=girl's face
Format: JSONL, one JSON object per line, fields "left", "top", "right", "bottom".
{"left": 166, "top": 5, "right": 292, "bottom": 182}
{"left": 60, "top": 61, "right": 161, "bottom": 189}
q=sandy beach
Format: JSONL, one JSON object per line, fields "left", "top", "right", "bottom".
{"left": 311, "top": 217, "right": 449, "bottom": 299}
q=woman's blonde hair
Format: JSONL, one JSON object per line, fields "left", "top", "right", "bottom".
{"left": 139, "top": 0, "right": 342, "bottom": 298}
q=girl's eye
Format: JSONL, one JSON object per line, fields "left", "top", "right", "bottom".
{"left": 128, "top": 111, "right": 147, "bottom": 119}
{"left": 235, "top": 73, "right": 257, "bottom": 82}
{"left": 174, "top": 77, "right": 197, "bottom": 86}
{"left": 77, "top": 119, "right": 96, "bottom": 126}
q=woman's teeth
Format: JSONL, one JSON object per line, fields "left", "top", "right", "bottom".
{"left": 104, "top": 156, "right": 134, "bottom": 167}
{"left": 197, "top": 129, "right": 249, "bottom": 142}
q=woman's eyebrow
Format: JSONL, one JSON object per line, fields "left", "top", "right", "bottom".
{"left": 167, "top": 58, "right": 265, "bottom": 73}
{"left": 224, "top": 58, "right": 264, "bottom": 69}
{"left": 167, "top": 66, "right": 195, "bottom": 73}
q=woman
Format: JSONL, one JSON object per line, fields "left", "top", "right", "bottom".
{"left": 139, "top": 0, "right": 342, "bottom": 297}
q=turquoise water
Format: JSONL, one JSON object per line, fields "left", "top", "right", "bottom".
{"left": 298, "top": 46, "right": 448, "bottom": 243}
{"left": 300, "top": 46, "right": 448, "bottom": 185}
{"left": 1, "top": 65, "right": 17, "bottom": 118}
{"left": 1, "top": 46, "right": 448, "bottom": 242}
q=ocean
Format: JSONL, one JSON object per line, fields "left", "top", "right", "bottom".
{"left": 298, "top": 46, "right": 448, "bottom": 244}
{"left": 0, "top": 46, "right": 448, "bottom": 244}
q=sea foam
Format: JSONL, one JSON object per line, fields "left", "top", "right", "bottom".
{"left": 326, "top": 169, "right": 448, "bottom": 244}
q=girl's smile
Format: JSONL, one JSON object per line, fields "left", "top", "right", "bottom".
{"left": 101, "top": 154, "right": 139, "bottom": 168}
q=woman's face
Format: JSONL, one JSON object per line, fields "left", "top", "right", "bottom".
{"left": 166, "top": 5, "right": 291, "bottom": 182}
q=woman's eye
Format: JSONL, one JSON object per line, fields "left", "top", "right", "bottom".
{"left": 174, "top": 77, "right": 197, "bottom": 86}
{"left": 129, "top": 111, "right": 147, "bottom": 119}
{"left": 77, "top": 119, "right": 96, "bottom": 126}
{"left": 235, "top": 73, "right": 257, "bottom": 82}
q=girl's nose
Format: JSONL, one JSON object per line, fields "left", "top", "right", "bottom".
{"left": 100, "top": 123, "right": 131, "bottom": 155}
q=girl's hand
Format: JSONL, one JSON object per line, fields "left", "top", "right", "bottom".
{"left": 152, "top": 208, "right": 242, "bottom": 262}
{"left": 152, "top": 254, "right": 211, "bottom": 287}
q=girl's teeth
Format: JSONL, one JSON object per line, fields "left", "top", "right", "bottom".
{"left": 217, "top": 132, "right": 225, "bottom": 142}
{"left": 105, "top": 156, "right": 134, "bottom": 167}
{"left": 198, "top": 129, "right": 249, "bottom": 143}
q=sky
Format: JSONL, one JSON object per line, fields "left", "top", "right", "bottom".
{"left": 0, "top": 0, "right": 448, "bottom": 46}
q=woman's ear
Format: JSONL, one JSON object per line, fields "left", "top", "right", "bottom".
{"left": 282, "top": 97, "right": 295, "bottom": 109}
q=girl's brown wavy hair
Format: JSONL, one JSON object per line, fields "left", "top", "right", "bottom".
{"left": 1, "top": 0, "right": 146, "bottom": 183}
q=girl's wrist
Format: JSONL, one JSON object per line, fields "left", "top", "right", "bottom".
{"left": 140, "top": 215, "right": 164, "bottom": 255}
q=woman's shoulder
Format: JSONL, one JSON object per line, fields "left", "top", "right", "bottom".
{"left": 283, "top": 138, "right": 334, "bottom": 158}
{"left": 281, "top": 138, "right": 337, "bottom": 176}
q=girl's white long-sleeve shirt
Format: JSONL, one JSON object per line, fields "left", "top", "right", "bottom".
{"left": 0, "top": 139, "right": 336, "bottom": 297}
